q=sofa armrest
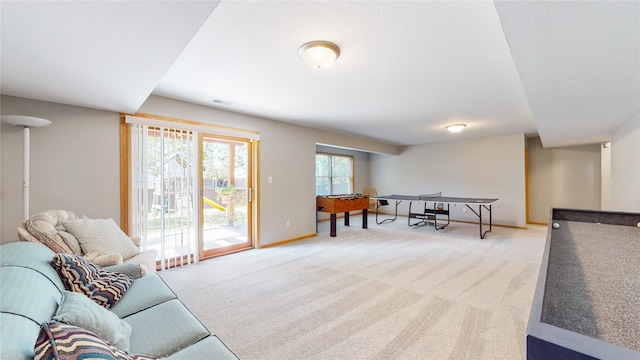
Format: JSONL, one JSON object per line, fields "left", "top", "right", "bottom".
{"left": 103, "top": 263, "right": 142, "bottom": 279}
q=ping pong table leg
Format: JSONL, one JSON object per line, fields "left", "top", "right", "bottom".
{"left": 408, "top": 201, "right": 415, "bottom": 226}
{"left": 478, "top": 204, "right": 493, "bottom": 239}
{"left": 408, "top": 201, "right": 428, "bottom": 227}
{"left": 376, "top": 200, "right": 400, "bottom": 225}
{"left": 479, "top": 205, "right": 483, "bottom": 239}
{"left": 483, "top": 204, "right": 493, "bottom": 239}
{"left": 433, "top": 203, "right": 450, "bottom": 230}
{"left": 432, "top": 203, "right": 437, "bottom": 229}
{"left": 466, "top": 204, "right": 491, "bottom": 239}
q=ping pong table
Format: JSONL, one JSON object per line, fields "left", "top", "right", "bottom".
{"left": 372, "top": 194, "right": 499, "bottom": 239}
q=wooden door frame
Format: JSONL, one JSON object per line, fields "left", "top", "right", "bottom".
{"left": 199, "top": 133, "right": 255, "bottom": 260}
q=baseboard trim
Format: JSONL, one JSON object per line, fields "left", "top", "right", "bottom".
{"left": 258, "top": 233, "right": 317, "bottom": 248}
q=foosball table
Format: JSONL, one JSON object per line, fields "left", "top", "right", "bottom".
{"left": 316, "top": 194, "right": 369, "bottom": 237}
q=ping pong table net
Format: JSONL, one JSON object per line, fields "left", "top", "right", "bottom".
{"left": 418, "top": 192, "right": 441, "bottom": 199}
{"left": 419, "top": 192, "right": 444, "bottom": 211}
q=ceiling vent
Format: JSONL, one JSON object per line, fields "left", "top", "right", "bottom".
{"left": 211, "top": 99, "right": 233, "bottom": 106}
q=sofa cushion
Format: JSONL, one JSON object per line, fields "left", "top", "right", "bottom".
{"left": 125, "top": 299, "right": 210, "bottom": 358}
{"left": 54, "top": 291, "right": 133, "bottom": 351}
{"left": 163, "top": 335, "right": 239, "bottom": 360}
{"left": 52, "top": 253, "right": 133, "bottom": 309}
{"left": 0, "top": 312, "right": 41, "bottom": 359}
{"left": 0, "top": 241, "right": 65, "bottom": 292}
{"left": 111, "top": 273, "right": 177, "bottom": 318}
{"left": 0, "top": 266, "right": 63, "bottom": 325}
{"left": 62, "top": 217, "right": 140, "bottom": 260}
{"left": 34, "top": 321, "right": 157, "bottom": 360}
{"left": 58, "top": 229, "right": 83, "bottom": 254}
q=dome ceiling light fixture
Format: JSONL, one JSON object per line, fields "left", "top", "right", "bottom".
{"left": 298, "top": 40, "right": 340, "bottom": 69}
{"left": 446, "top": 124, "right": 467, "bottom": 133}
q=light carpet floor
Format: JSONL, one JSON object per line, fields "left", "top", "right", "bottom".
{"left": 160, "top": 216, "right": 547, "bottom": 360}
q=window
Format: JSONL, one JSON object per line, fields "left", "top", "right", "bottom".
{"left": 315, "top": 153, "right": 354, "bottom": 195}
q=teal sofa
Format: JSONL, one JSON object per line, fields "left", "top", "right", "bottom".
{"left": 0, "top": 241, "right": 238, "bottom": 359}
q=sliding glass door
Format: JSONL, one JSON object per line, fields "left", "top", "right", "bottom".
{"left": 126, "top": 118, "right": 255, "bottom": 269}
{"left": 200, "top": 133, "right": 252, "bottom": 258}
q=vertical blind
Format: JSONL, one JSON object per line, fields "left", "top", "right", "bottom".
{"left": 130, "top": 123, "right": 199, "bottom": 270}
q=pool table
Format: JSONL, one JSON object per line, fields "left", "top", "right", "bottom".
{"left": 527, "top": 208, "right": 640, "bottom": 359}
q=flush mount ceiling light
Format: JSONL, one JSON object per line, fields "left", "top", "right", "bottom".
{"left": 298, "top": 41, "right": 340, "bottom": 69}
{"left": 446, "top": 124, "right": 466, "bottom": 133}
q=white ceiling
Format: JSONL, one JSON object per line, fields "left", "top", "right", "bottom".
{"left": 2, "top": 1, "right": 638, "bottom": 148}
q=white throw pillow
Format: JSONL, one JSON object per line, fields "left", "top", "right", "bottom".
{"left": 63, "top": 218, "right": 140, "bottom": 260}
{"left": 58, "top": 230, "right": 82, "bottom": 254}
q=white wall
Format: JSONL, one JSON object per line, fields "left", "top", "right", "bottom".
{"left": 611, "top": 112, "right": 640, "bottom": 212}
{"left": 527, "top": 137, "right": 601, "bottom": 223}
{"left": 370, "top": 133, "right": 527, "bottom": 227}
{"left": 1, "top": 95, "right": 399, "bottom": 245}
{"left": 6, "top": 92, "right": 630, "bottom": 245}
{"left": 1, "top": 96, "right": 122, "bottom": 243}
